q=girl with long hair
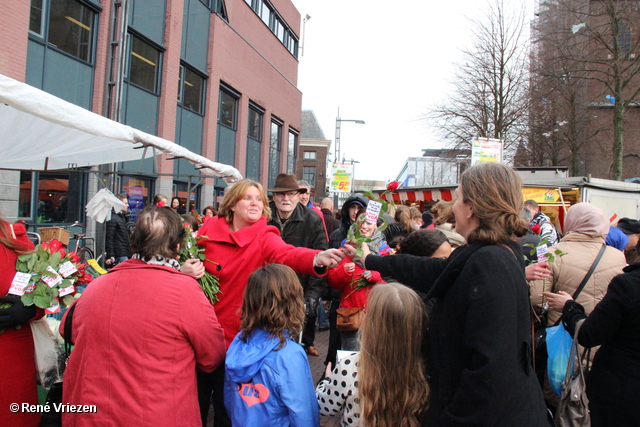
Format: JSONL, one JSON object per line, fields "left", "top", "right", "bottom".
{"left": 224, "top": 264, "right": 319, "bottom": 426}
{"left": 316, "top": 282, "right": 429, "bottom": 427}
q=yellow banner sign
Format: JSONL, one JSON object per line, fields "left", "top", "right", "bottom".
{"left": 330, "top": 164, "right": 354, "bottom": 193}
{"left": 522, "top": 187, "right": 561, "bottom": 204}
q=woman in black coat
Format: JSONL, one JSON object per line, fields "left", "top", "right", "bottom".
{"left": 349, "top": 163, "right": 549, "bottom": 426}
{"left": 544, "top": 259, "right": 640, "bottom": 427}
{"left": 105, "top": 194, "right": 131, "bottom": 266}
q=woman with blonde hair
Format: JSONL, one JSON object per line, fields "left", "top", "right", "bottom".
{"left": 316, "top": 282, "right": 429, "bottom": 427}
{"left": 348, "top": 163, "right": 549, "bottom": 425}
{"left": 431, "top": 200, "right": 466, "bottom": 248}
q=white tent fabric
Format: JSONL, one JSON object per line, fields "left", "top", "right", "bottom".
{"left": 0, "top": 74, "right": 242, "bottom": 182}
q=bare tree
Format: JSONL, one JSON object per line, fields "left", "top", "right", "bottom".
{"left": 424, "top": 0, "right": 531, "bottom": 159}
{"left": 535, "top": 0, "right": 640, "bottom": 180}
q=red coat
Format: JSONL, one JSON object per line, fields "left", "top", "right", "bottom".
{"left": 60, "top": 260, "right": 225, "bottom": 426}
{"left": 0, "top": 222, "right": 39, "bottom": 427}
{"left": 198, "top": 216, "right": 322, "bottom": 346}
{"left": 327, "top": 256, "right": 385, "bottom": 309}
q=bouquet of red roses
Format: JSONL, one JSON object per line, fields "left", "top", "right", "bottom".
{"left": 9, "top": 239, "right": 92, "bottom": 312}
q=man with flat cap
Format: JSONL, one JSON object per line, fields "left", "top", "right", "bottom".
{"left": 268, "top": 173, "right": 328, "bottom": 357}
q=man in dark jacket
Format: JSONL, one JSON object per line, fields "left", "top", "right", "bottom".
{"left": 105, "top": 194, "right": 132, "bottom": 267}
{"left": 329, "top": 193, "right": 368, "bottom": 249}
{"left": 268, "top": 174, "right": 328, "bottom": 357}
{"left": 319, "top": 198, "right": 340, "bottom": 237}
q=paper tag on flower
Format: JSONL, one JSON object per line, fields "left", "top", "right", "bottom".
{"left": 537, "top": 245, "right": 549, "bottom": 262}
{"left": 58, "top": 261, "right": 78, "bottom": 278}
{"left": 45, "top": 303, "right": 60, "bottom": 314}
{"left": 24, "top": 284, "right": 36, "bottom": 293}
{"left": 365, "top": 200, "right": 382, "bottom": 224}
{"left": 58, "top": 284, "right": 75, "bottom": 297}
{"left": 9, "top": 272, "right": 32, "bottom": 295}
{"left": 41, "top": 266, "right": 63, "bottom": 287}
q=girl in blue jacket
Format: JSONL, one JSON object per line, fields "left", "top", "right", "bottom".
{"left": 224, "top": 264, "right": 320, "bottom": 427}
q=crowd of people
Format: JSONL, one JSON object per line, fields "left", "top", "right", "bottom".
{"left": 2, "top": 165, "right": 640, "bottom": 426}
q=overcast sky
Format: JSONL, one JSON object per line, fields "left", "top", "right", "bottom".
{"left": 291, "top": 0, "right": 533, "bottom": 182}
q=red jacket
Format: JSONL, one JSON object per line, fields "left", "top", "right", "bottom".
{"left": 198, "top": 216, "right": 322, "bottom": 346}
{"left": 0, "top": 222, "right": 40, "bottom": 427}
{"left": 327, "top": 256, "right": 386, "bottom": 309}
{"left": 60, "top": 260, "right": 225, "bottom": 426}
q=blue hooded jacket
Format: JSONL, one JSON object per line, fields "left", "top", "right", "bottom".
{"left": 606, "top": 226, "right": 629, "bottom": 251}
{"left": 224, "top": 329, "right": 319, "bottom": 427}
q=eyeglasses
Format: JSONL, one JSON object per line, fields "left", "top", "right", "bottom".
{"left": 274, "top": 191, "right": 299, "bottom": 198}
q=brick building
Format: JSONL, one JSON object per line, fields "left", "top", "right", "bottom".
{"left": 0, "top": 0, "right": 302, "bottom": 224}
{"left": 297, "top": 110, "right": 330, "bottom": 204}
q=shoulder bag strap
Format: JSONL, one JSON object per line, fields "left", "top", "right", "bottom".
{"left": 572, "top": 244, "right": 607, "bottom": 300}
{"left": 63, "top": 302, "right": 77, "bottom": 357}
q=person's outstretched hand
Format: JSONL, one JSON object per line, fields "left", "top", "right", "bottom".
{"left": 0, "top": 295, "right": 37, "bottom": 329}
{"left": 315, "top": 248, "right": 346, "bottom": 268}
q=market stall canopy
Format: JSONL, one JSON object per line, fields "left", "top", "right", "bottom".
{"left": 0, "top": 74, "right": 242, "bottom": 183}
{"left": 376, "top": 187, "right": 457, "bottom": 203}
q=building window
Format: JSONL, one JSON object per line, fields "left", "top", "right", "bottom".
{"left": 29, "top": 0, "right": 46, "bottom": 37}
{"left": 219, "top": 88, "right": 238, "bottom": 129}
{"left": 287, "top": 129, "right": 297, "bottom": 174}
{"left": 178, "top": 64, "right": 206, "bottom": 114}
{"left": 246, "top": 104, "right": 264, "bottom": 181}
{"left": 303, "top": 151, "right": 316, "bottom": 160}
{"left": 268, "top": 118, "right": 282, "bottom": 189}
{"left": 303, "top": 166, "right": 316, "bottom": 188}
{"left": 618, "top": 21, "right": 632, "bottom": 57}
{"left": 30, "top": 0, "right": 97, "bottom": 63}
{"left": 248, "top": 105, "right": 263, "bottom": 140}
{"left": 245, "top": 0, "right": 298, "bottom": 58}
{"left": 128, "top": 34, "right": 161, "bottom": 93}
{"left": 20, "top": 171, "right": 85, "bottom": 223}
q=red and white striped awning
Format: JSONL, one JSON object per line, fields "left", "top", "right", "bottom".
{"left": 376, "top": 189, "right": 457, "bottom": 203}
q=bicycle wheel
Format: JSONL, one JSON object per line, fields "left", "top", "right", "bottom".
{"left": 76, "top": 246, "right": 95, "bottom": 264}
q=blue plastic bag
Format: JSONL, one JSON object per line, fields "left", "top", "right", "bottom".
{"left": 546, "top": 324, "right": 572, "bottom": 396}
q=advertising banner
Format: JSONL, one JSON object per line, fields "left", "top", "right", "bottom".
{"left": 471, "top": 137, "right": 502, "bottom": 165}
{"left": 330, "top": 163, "right": 354, "bottom": 193}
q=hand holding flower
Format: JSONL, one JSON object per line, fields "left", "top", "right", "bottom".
{"left": 542, "top": 291, "right": 573, "bottom": 312}
{"left": 182, "top": 258, "right": 205, "bottom": 279}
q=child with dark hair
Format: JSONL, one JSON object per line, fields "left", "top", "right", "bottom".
{"left": 224, "top": 264, "right": 319, "bottom": 427}
{"left": 396, "top": 229, "right": 452, "bottom": 258}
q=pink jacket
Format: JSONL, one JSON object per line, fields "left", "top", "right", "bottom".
{"left": 198, "top": 216, "right": 322, "bottom": 347}
{"left": 61, "top": 260, "right": 225, "bottom": 426}
{"left": 328, "top": 256, "right": 385, "bottom": 309}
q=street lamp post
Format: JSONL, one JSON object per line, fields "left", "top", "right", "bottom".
{"left": 334, "top": 107, "right": 365, "bottom": 165}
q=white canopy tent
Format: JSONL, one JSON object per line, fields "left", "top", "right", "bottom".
{"left": 0, "top": 74, "right": 242, "bottom": 182}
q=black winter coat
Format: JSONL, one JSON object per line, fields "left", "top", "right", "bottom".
{"left": 268, "top": 202, "right": 328, "bottom": 300}
{"left": 562, "top": 262, "right": 640, "bottom": 427}
{"left": 106, "top": 211, "right": 131, "bottom": 259}
{"left": 366, "top": 241, "right": 548, "bottom": 427}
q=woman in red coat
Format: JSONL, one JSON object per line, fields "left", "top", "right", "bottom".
{"left": 0, "top": 218, "right": 40, "bottom": 427}
{"left": 61, "top": 207, "right": 226, "bottom": 426}
{"left": 196, "top": 178, "right": 345, "bottom": 427}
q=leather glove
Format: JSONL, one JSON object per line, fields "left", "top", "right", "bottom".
{"left": 304, "top": 297, "right": 319, "bottom": 318}
{"left": 0, "top": 295, "right": 37, "bottom": 329}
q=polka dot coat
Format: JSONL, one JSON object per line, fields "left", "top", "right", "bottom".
{"left": 315, "top": 352, "right": 361, "bottom": 426}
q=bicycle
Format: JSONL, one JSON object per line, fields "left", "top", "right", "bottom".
{"left": 57, "top": 222, "right": 96, "bottom": 264}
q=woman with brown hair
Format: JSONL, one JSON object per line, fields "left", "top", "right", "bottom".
{"left": 0, "top": 216, "right": 40, "bottom": 427}
{"left": 224, "top": 264, "right": 319, "bottom": 426}
{"left": 383, "top": 205, "right": 413, "bottom": 249}
{"left": 316, "top": 282, "right": 429, "bottom": 427}
{"left": 61, "top": 206, "right": 226, "bottom": 426}
{"left": 349, "top": 163, "right": 549, "bottom": 426}
{"left": 431, "top": 200, "right": 466, "bottom": 248}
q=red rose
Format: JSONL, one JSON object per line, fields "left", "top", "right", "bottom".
{"left": 47, "top": 239, "right": 64, "bottom": 253}
{"left": 531, "top": 224, "right": 542, "bottom": 234}
{"left": 387, "top": 181, "right": 399, "bottom": 192}
{"left": 157, "top": 201, "right": 166, "bottom": 207}
{"left": 68, "top": 251, "right": 81, "bottom": 263}
{"left": 59, "top": 248, "right": 67, "bottom": 259}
